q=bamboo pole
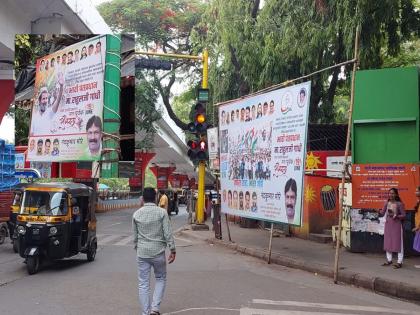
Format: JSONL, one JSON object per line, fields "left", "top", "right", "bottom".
{"left": 267, "top": 223, "right": 274, "bottom": 264}
{"left": 333, "top": 25, "right": 360, "bottom": 284}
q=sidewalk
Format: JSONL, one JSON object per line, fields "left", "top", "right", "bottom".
{"left": 176, "top": 217, "right": 420, "bottom": 303}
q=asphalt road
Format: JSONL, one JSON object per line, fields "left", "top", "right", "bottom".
{"left": 1, "top": 205, "right": 419, "bottom": 315}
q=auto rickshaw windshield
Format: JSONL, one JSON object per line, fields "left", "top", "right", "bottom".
{"left": 20, "top": 191, "right": 68, "bottom": 216}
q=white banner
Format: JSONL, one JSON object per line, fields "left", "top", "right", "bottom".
{"left": 15, "top": 153, "right": 25, "bottom": 169}
{"left": 207, "top": 127, "right": 219, "bottom": 170}
{"left": 27, "top": 35, "right": 106, "bottom": 162}
{"left": 219, "top": 82, "right": 311, "bottom": 225}
{"left": 326, "top": 156, "right": 352, "bottom": 178}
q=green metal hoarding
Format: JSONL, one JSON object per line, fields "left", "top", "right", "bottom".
{"left": 101, "top": 34, "right": 121, "bottom": 178}
{"left": 352, "top": 67, "right": 420, "bottom": 164}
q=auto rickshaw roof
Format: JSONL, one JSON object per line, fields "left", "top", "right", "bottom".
{"left": 23, "top": 182, "right": 93, "bottom": 196}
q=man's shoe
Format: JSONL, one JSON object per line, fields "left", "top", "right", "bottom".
{"left": 393, "top": 263, "right": 402, "bottom": 269}
{"left": 150, "top": 312, "right": 160, "bottom": 315}
{"left": 381, "top": 261, "right": 392, "bottom": 266}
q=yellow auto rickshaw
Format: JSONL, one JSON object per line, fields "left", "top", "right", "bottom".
{"left": 8, "top": 183, "right": 27, "bottom": 253}
{"left": 16, "top": 182, "right": 97, "bottom": 274}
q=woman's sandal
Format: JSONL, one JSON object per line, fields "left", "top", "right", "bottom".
{"left": 382, "top": 261, "right": 392, "bottom": 266}
{"left": 393, "top": 263, "right": 402, "bottom": 269}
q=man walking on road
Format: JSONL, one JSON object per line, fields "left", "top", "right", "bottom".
{"left": 133, "top": 187, "right": 176, "bottom": 315}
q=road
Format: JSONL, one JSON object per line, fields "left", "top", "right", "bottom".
{"left": 1, "top": 205, "right": 419, "bottom": 315}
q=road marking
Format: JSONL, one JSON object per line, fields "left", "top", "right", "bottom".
{"left": 251, "top": 300, "right": 419, "bottom": 315}
{"left": 105, "top": 222, "right": 122, "bottom": 227}
{"left": 241, "top": 309, "right": 357, "bottom": 315}
{"left": 174, "top": 237, "right": 194, "bottom": 243}
{"left": 163, "top": 307, "right": 239, "bottom": 314}
{"left": 98, "top": 234, "right": 123, "bottom": 245}
{"left": 114, "top": 235, "right": 133, "bottom": 246}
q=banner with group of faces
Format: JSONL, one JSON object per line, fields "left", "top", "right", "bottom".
{"left": 219, "top": 81, "right": 311, "bottom": 225}
{"left": 27, "top": 35, "right": 106, "bottom": 162}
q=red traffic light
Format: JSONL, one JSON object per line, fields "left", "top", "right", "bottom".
{"left": 187, "top": 140, "right": 198, "bottom": 149}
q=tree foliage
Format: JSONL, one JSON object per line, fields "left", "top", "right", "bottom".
{"left": 98, "top": 0, "right": 207, "bottom": 131}
{"left": 197, "top": 0, "right": 420, "bottom": 123}
{"left": 135, "top": 72, "right": 161, "bottom": 150}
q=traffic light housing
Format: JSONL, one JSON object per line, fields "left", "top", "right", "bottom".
{"left": 187, "top": 138, "right": 208, "bottom": 162}
{"left": 136, "top": 58, "right": 172, "bottom": 70}
{"left": 187, "top": 102, "right": 210, "bottom": 135}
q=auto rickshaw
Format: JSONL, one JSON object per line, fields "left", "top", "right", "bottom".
{"left": 16, "top": 182, "right": 97, "bottom": 274}
{"left": 8, "top": 183, "right": 27, "bottom": 253}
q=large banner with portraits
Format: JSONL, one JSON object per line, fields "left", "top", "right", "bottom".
{"left": 219, "top": 82, "right": 311, "bottom": 225}
{"left": 27, "top": 35, "right": 106, "bottom": 162}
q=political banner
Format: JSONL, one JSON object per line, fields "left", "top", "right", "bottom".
{"left": 30, "top": 161, "right": 51, "bottom": 178}
{"left": 219, "top": 81, "right": 311, "bottom": 225}
{"left": 27, "top": 35, "right": 106, "bottom": 162}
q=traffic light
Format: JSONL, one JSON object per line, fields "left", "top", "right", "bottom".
{"left": 187, "top": 102, "right": 210, "bottom": 135}
{"left": 187, "top": 139, "right": 199, "bottom": 161}
{"left": 136, "top": 57, "right": 172, "bottom": 70}
{"left": 187, "top": 138, "right": 208, "bottom": 162}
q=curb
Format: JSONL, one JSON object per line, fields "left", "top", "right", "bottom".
{"left": 178, "top": 230, "right": 420, "bottom": 303}
{"left": 96, "top": 200, "right": 141, "bottom": 213}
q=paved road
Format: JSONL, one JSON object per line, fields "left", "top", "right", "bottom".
{"left": 1, "top": 206, "right": 419, "bottom": 314}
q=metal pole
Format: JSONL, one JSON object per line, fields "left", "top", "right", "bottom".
{"left": 195, "top": 49, "right": 209, "bottom": 225}
{"left": 333, "top": 25, "right": 360, "bottom": 284}
{"left": 225, "top": 214, "right": 232, "bottom": 242}
{"left": 136, "top": 51, "right": 202, "bottom": 60}
{"left": 267, "top": 223, "right": 274, "bottom": 264}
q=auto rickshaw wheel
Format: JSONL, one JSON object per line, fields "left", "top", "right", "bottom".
{"left": 0, "top": 225, "right": 7, "bottom": 245}
{"left": 87, "top": 240, "right": 97, "bottom": 262}
{"left": 27, "top": 256, "right": 40, "bottom": 275}
{"left": 12, "top": 240, "right": 18, "bottom": 253}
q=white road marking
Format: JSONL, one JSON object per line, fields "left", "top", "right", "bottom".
{"left": 174, "top": 237, "right": 194, "bottom": 243}
{"left": 251, "top": 300, "right": 419, "bottom": 315}
{"left": 241, "top": 309, "right": 357, "bottom": 315}
{"left": 163, "top": 307, "right": 239, "bottom": 314}
{"left": 114, "top": 235, "right": 133, "bottom": 246}
{"left": 98, "top": 235, "right": 123, "bottom": 245}
{"left": 105, "top": 222, "right": 122, "bottom": 227}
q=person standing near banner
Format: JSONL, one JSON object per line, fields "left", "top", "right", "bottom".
{"left": 379, "top": 188, "right": 406, "bottom": 269}
{"left": 412, "top": 186, "right": 420, "bottom": 254}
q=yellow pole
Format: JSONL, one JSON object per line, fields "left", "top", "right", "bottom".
{"left": 196, "top": 48, "right": 209, "bottom": 224}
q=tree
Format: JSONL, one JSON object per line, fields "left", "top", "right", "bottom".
{"left": 135, "top": 72, "right": 161, "bottom": 150}
{"left": 197, "top": 0, "right": 420, "bottom": 123}
{"left": 98, "top": 0, "right": 207, "bottom": 131}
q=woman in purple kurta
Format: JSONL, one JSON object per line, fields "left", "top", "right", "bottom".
{"left": 379, "top": 188, "right": 406, "bottom": 268}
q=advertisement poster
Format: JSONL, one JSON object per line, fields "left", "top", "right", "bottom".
{"left": 219, "top": 81, "right": 311, "bottom": 225}
{"left": 352, "top": 164, "right": 419, "bottom": 209}
{"left": 30, "top": 161, "right": 51, "bottom": 178}
{"left": 207, "top": 127, "right": 219, "bottom": 170}
{"left": 27, "top": 35, "right": 106, "bottom": 162}
{"left": 15, "top": 153, "right": 25, "bottom": 169}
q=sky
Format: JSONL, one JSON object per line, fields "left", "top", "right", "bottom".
{"left": 0, "top": 115, "right": 14, "bottom": 144}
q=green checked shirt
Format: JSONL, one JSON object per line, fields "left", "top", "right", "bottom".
{"left": 132, "top": 202, "right": 176, "bottom": 258}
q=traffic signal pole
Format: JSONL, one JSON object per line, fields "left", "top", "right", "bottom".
{"left": 136, "top": 49, "right": 209, "bottom": 225}
{"left": 196, "top": 49, "right": 208, "bottom": 224}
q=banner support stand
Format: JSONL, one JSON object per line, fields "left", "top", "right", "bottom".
{"left": 333, "top": 24, "right": 360, "bottom": 284}
{"left": 267, "top": 222, "right": 274, "bottom": 264}
{"left": 225, "top": 214, "right": 232, "bottom": 242}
